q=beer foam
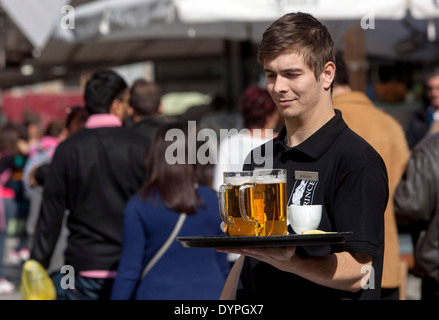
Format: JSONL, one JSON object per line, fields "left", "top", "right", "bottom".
{"left": 224, "top": 176, "right": 254, "bottom": 185}
{"left": 254, "top": 177, "right": 286, "bottom": 184}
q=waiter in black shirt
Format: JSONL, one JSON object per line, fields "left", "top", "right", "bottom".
{"left": 219, "top": 12, "right": 388, "bottom": 300}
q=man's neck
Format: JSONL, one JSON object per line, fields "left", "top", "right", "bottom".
{"left": 284, "top": 103, "right": 335, "bottom": 147}
{"left": 132, "top": 114, "right": 158, "bottom": 123}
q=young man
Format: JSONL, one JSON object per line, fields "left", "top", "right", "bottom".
{"left": 30, "top": 70, "right": 147, "bottom": 299}
{"left": 219, "top": 12, "right": 388, "bottom": 300}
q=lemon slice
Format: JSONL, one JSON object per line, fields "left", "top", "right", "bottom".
{"left": 302, "top": 230, "right": 334, "bottom": 234}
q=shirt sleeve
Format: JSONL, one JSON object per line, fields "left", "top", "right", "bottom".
{"left": 394, "top": 140, "right": 436, "bottom": 223}
{"left": 30, "top": 147, "right": 67, "bottom": 268}
{"left": 333, "top": 162, "right": 388, "bottom": 257}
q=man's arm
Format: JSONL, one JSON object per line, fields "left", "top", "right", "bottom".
{"left": 394, "top": 137, "right": 437, "bottom": 224}
{"left": 218, "top": 247, "right": 372, "bottom": 293}
{"left": 30, "top": 149, "right": 67, "bottom": 268}
{"left": 220, "top": 255, "right": 245, "bottom": 300}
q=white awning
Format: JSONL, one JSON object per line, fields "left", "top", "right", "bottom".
{"left": 2, "top": 0, "right": 439, "bottom": 88}
{"left": 174, "top": 0, "right": 408, "bottom": 23}
{"left": 410, "top": 0, "right": 439, "bottom": 19}
{"left": 0, "top": 0, "right": 71, "bottom": 50}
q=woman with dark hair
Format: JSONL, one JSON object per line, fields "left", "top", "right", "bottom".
{"left": 111, "top": 122, "right": 229, "bottom": 300}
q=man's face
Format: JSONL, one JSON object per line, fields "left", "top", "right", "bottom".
{"left": 263, "top": 51, "right": 325, "bottom": 120}
{"left": 427, "top": 75, "right": 439, "bottom": 109}
{"left": 115, "top": 90, "right": 131, "bottom": 123}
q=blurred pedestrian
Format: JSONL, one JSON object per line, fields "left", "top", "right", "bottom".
{"left": 64, "top": 105, "right": 89, "bottom": 136}
{"left": 128, "top": 78, "right": 165, "bottom": 140}
{"left": 394, "top": 132, "right": 439, "bottom": 300}
{"left": 22, "top": 120, "right": 66, "bottom": 199}
{"left": 0, "top": 123, "right": 30, "bottom": 265}
{"left": 30, "top": 69, "right": 147, "bottom": 300}
{"left": 0, "top": 123, "right": 20, "bottom": 295}
{"left": 111, "top": 122, "right": 229, "bottom": 300}
{"left": 24, "top": 107, "right": 88, "bottom": 288}
{"left": 23, "top": 117, "right": 41, "bottom": 155}
{"left": 333, "top": 53, "right": 410, "bottom": 299}
{"left": 406, "top": 67, "right": 439, "bottom": 148}
{"left": 25, "top": 106, "right": 88, "bottom": 300}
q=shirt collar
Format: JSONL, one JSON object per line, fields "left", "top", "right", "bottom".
{"left": 274, "top": 109, "right": 347, "bottom": 160}
{"left": 85, "top": 114, "right": 122, "bottom": 128}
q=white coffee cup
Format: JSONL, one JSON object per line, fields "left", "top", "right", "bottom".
{"left": 287, "top": 204, "right": 322, "bottom": 234}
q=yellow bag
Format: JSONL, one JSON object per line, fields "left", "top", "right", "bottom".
{"left": 20, "top": 259, "right": 56, "bottom": 300}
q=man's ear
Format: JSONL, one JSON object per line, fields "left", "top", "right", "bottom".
{"left": 127, "top": 105, "right": 134, "bottom": 117}
{"left": 321, "top": 61, "right": 336, "bottom": 90}
{"left": 109, "top": 99, "right": 121, "bottom": 116}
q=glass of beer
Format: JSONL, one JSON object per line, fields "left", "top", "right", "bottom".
{"left": 219, "top": 171, "right": 255, "bottom": 236}
{"left": 239, "top": 169, "right": 287, "bottom": 236}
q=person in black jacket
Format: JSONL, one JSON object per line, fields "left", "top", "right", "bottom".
{"left": 30, "top": 69, "right": 147, "bottom": 300}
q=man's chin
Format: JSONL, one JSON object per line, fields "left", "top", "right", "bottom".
{"left": 280, "top": 109, "right": 300, "bottom": 120}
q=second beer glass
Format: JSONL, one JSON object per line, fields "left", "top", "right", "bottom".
{"left": 239, "top": 169, "right": 287, "bottom": 236}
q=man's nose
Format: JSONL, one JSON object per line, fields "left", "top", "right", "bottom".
{"left": 273, "top": 76, "right": 289, "bottom": 94}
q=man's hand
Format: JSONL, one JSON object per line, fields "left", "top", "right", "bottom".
{"left": 218, "top": 247, "right": 372, "bottom": 293}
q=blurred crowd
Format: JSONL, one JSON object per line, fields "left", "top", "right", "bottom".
{"left": 0, "top": 54, "right": 438, "bottom": 300}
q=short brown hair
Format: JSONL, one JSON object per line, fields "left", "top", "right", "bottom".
{"left": 129, "top": 79, "right": 162, "bottom": 116}
{"left": 258, "top": 12, "right": 335, "bottom": 79}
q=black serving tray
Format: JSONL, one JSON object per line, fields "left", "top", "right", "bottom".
{"left": 177, "top": 232, "right": 352, "bottom": 248}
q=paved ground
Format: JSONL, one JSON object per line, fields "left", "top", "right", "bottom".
{"left": 0, "top": 263, "right": 22, "bottom": 300}
{"left": 405, "top": 272, "right": 421, "bottom": 300}
{"left": 1, "top": 237, "right": 24, "bottom": 300}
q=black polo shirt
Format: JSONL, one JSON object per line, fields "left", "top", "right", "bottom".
{"left": 240, "top": 110, "right": 388, "bottom": 300}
